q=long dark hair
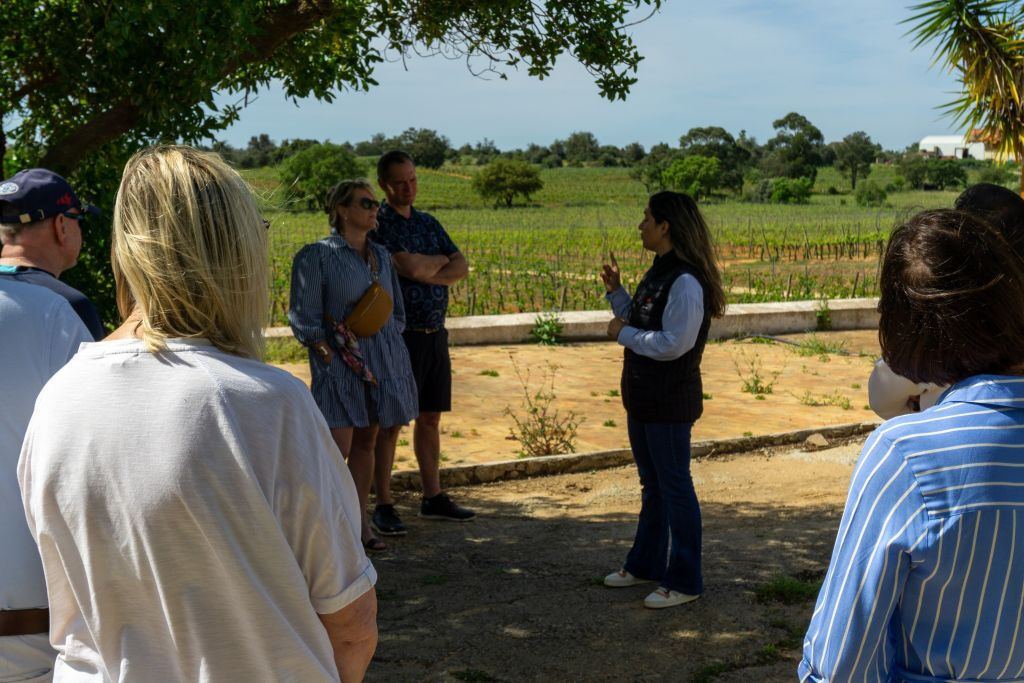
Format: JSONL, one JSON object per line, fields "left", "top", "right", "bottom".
{"left": 648, "top": 191, "right": 726, "bottom": 317}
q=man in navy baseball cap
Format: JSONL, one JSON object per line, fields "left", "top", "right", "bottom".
{"left": 0, "top": 168, "right": 105, "bottom": 339}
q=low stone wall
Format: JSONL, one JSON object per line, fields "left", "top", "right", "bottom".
{"left": 265, "top": 297, "right": 880, "bottom": 344}
{"left": 389, "top": 420, "right": 879, "bottom": 491}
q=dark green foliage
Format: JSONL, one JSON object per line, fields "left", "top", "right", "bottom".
{"left": 390, "top": 128, "right": 450, "bottom": 169}
{"left": 833, "top": 131, "right": 881, "bottom": 190}
{"left": 898, "top": 156, "right": 968, "bottom": 190}
{"left": 761, "top": 112, "right": 827, "bottom": 182}
{"left": 2, "top": 0, "right": 659, "bottom": 323}
{"left": 628, "top": 143, "right": 680, "bottom": 192}
{"left": 473, "top": 159, "right": 544, "bottom": 207}
{"left": 561, "top": 131, "right": 601, "bottom": 165}
{"left": 678, "top": 126, "right": 751, "bottom": 192}
{"left": 758, "top": 177, "right": 813, "bottom": 204}
{"left": 278, "top": 143, "right": 365, "bottom": 210}
{"left": 977, "top": 163, "right": 1015, "bottom": 186}
{"left": 662, "top": 156, "right": 721, "bottom": 199}
{"left": 854, "top": 179, "right": 888, "bottom": 207}
{"left": 927, "top": 158, "right": 968, "bottom": 190}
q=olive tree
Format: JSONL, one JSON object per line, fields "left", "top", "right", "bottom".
{"left": 472, "top": 159, "right": 544, "bottom": 207}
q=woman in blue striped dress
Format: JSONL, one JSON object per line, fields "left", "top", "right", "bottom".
{"left": 289, "top": 179, "right": 417, "bottom": 551}
{"left": 801, "top": 208, "right": 1024, "bottom": 682}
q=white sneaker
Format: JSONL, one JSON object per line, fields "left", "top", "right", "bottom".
{"left": 603, "top": 569, "right": 652, "bottom": 588}
{"left": 643, "top": 587, "right": 701, "bottom": 609}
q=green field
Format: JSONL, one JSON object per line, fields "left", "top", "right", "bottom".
{"left": 244, "top": 164, "right": 965, "bottom": 326}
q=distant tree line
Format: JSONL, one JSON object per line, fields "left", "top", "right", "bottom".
{"left": 209, "top": 112, "right": 1015, "bottom": 210}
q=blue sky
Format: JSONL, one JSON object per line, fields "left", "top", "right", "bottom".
{"left": 213, "top": 1, "right": 963, "bottom": 152}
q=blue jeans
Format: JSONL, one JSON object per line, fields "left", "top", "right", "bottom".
{"left": 622, "top": 417, "right": 703, "bottom": 595}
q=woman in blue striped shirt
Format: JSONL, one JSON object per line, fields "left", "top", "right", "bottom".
{"left": 801, "top": 209, "right": 1024, "bottom": 682}
{"left": 289, "top": 180, "right": 417, "bottom": 551}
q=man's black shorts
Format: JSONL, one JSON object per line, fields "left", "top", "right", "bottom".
{"left": 402, "top": 328, "right": 451, "bottom": 413}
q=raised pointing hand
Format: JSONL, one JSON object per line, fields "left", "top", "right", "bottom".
{"left": 600, "top": 251, "right": 621, "bottom": 293}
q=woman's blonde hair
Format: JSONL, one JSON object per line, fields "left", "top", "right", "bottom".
{"left": 112, "top": 145, "right": 268, "bottom": 359}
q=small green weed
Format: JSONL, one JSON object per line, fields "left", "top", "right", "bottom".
{"left": 603, "top": 419, "right": 617, "bottom": 427}
{"left": 479, "top": 369, "right": 499, "bottom": 377}
{"left": 608, "top": 389, "right": 620, "bottom": 397}
{"left": 734, "top": 351, "right": 779, "bottom": 396}
{"left": 530, "top": 312, "right": 563, "bottom": 345}
{"left": 702, "top": 392, "right": 713, "bottom": 400}
{"left": 792, "top": 333, "right": 847, "bottom": 357}
{"left": 799, "top": 390, "right": 852, "bottom": 410}
{"left": 450, "top": 430, "right": 463, "bottom": 438}
{"left": 743, "top": 431, "right": 753, "bottom": 437}
{"left": 815, "top": 297, "right": 832, "bottom": 331}
{"left": 851, "top": 382, "right": 861, "bottom": 389}
{"left": 397, "top": 438, "right": 409, "bottom": 447}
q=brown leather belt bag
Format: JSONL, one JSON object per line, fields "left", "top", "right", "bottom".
{"left": 0, "top": 608, "right": 49, "bottom": 636}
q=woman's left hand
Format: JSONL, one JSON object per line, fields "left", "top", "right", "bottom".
{"left": 607, "top": 317, "right": 627, "bottom": 340}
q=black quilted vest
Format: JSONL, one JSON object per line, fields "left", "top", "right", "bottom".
{"left": 620, "top": 252, "right": 711, "bottom": 423}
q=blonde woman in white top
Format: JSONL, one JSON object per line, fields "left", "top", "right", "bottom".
{"left": 19, "top": 146, "right": 377, "bottom": 682}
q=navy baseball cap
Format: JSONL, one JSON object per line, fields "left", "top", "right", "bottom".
{"left": 0, "top": 168, "right": 101, "bottom": 224}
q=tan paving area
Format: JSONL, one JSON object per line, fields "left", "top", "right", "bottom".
{"left": 275, "top": 330, "right": 881, "bottom": 470}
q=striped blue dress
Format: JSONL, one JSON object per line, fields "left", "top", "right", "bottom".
{"left": 288, "top": 233, "right": 417, "bottom": 429}
{"left": 800, "top": 375, "right": 1024, "bottom": 682}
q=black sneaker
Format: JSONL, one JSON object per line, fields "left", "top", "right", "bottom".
{"left": 371, "top": 504, "right": 407, "bottom": 536}
{"left": 419, "top": 493, "right": 476, "bottom": 522}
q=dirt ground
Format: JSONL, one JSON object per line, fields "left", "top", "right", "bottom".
{"left": 362, "top": 436, "right": 863, "bottom": 682}
{"left": 277, "top": 330, "right": 881, "bottom": 469}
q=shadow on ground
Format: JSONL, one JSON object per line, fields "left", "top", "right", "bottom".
{"left": 366, "top": 465, "right": 842, "bottom": 682}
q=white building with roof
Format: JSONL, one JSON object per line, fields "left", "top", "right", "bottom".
{"left": 918, "top": 135, "right": 986, "bottom": 159}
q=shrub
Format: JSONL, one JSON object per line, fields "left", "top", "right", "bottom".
{"left": 504, "top": 358, "right": 583, "bottom": 457}
{"left": 472, "top": 158, "right": 544, "bottom": 208}
{"left": 854, "top": 179, "right": 887, "bottom": 207}
{"left": 769, "top": 177, "right": 813, "bottom": 204}
{"left": 279, "top": 143, "right": 364, "bottom": 210}
{"left": 529, "top": 312, "right": 563, "bottom": 345}
{"left": 977, "top": 163, "right": 1014, "bottom": 187}
{"left": 662, "top": 155, "right": 721, "bottom": 199}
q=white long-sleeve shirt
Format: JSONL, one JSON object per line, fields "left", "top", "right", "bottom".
{"left": 605, "top": 274, "right": 704, "bottom": 361}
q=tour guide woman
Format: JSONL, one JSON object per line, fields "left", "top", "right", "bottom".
{"left": 600, "top": 190, "right": 726, "bottom": 609}
{"left": 290, "top": 179, "right": 417, "bottom": 552}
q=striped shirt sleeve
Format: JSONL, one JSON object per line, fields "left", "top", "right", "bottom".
{"left": 288, "top": 244, "right": 326, "bottom": 347}
{"left": 800, "top": 430, "right": 933, "bottom": 682}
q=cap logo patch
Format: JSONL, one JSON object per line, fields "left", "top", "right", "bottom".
{"left": 0, "top": 182, "right": 18, "bottom": 195}
{"left": 56, "top": 193, "right": 72, "bottom": 206}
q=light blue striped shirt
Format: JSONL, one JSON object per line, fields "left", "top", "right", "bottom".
{"left": 801, "top": 375, "right": 1024, "bottom": 682}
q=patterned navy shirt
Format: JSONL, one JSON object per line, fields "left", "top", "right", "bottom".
{"left": 372, "top": 203, "right": 459, "bottom": 330}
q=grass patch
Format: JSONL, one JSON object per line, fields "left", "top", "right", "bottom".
{"left": 264, "top": 336, "right": 307, "bottom": 364}
{"left": 702, "top": 392, "right": 713, "bottom": 400}
{"left": 479, "top": 369, "right": 500, "bottom": 377}
{"left": 791, "top": 333, "right": 847, "bottom": 357}
{"left": 602, "top": 419, "right": 617, "bottom": 427}
{"left": 755, "top": 573, "right": 822, "bottom": 605}
{"left": 798, "top": 390, "right": 852, "bottom": 410}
